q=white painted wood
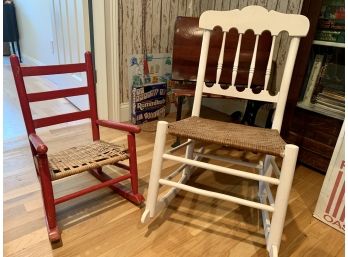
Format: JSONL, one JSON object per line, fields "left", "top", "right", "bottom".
{"left": 267, "top": 144, "right": 298, "bottom": 252}
{"left": 216, "top": 32, "right": 227, "bottom": 84}
{"left": 163, "top": 154, "right": 280, "bottom": 185}
{"left": 159, "top": 179, "right": 275, "bottom": 212}
{"left": 199, "top": 6, "right": 309, "bottom": 36}
{"left": 145, "top": 121, "right": 168, "bottom": 217}
{"left": 163, "top": 164, "right": 187, "bottom": 181}
{"left": 203, "top": 85, "right": 279, "bottom": 102}
{"left": 231, "top": 33, "right": 242, "bottom": 87}
{"left": 271, "top": 157, "right": 281, "bottom": 178}
{"left": 141, "top": 8, "right": 307, "bottom": 257}
{"left": 247, "top": 34, "right": 259, "bottom": 87}
{"left": 194, "top": 152, "right": 262, "bottom": 169}
{"left": 191, "top": 30, "right": 211, "bottom": 116}
{"left": 166, "top": 140, "right": 193, "bottom": 154}
{"left": 92, "top": 0, "right": 109, "bottom": 119}
{"left": 106, "top": 0, "right": 121, "bottom": 120}
{"left": 271, "top": 37, "right": 300, "bottom": 131}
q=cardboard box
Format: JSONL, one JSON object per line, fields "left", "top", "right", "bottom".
{"left": 313, "top": 122, "right": 345, "bottom": 233}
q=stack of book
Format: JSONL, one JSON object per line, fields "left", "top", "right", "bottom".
{"left": 301, "top": 52, "right": 345, "bottom": 118}
{"left": 314, "top": 88, "right": 345, "bottom": 116}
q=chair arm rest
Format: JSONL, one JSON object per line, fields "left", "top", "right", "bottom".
{"left": 29, "top": 133, "right": 48, "bottom": 154}
{"left": 96, "top": 120, "right": 141, "bottom": 134}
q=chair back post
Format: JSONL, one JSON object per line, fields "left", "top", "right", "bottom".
{"left": 271, "top": 37, "right": 301, "bottom": 131}
{"left": 191, "top": 30, "right": 211, "bottom": 117}
{"left": 85, "top": 52, "right": 100, "bottom": 141}
{"left": 10, "top": 55, "right": 36, "bottom": 135}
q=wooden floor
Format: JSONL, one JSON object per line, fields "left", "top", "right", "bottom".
{"left": 3, "top": 61, "right": 344, "bottom": 257}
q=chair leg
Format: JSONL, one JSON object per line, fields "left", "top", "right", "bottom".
{"left": 141, "top": 121, "right": 168, "bottom": 223}
{"left": 267, "top": 144, "right": 298, "bottom": 255}
{"left": 127, "top": 133, "right": 145, "bottom": 204}
{"left": 183, "top": 139, "right": 195, "bottom": 177}
{"left": 37, "top": 154, "right": 60, "bottom": 243}
{"left": 171, "top": 96, "right": 184, "bottom": 148}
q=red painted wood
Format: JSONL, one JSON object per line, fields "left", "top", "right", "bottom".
{"left": 85, "top": 52, "right": 100, "bottom": 141}
{"left": 10, "top": 51, "right": 145, "bottom": 242}
{"left": 127, "top": 133, "right": 139, "bottom": 194}
{"left": 33, "top": 110, "right": 91, "bottom": 128}
{"left": 21, "top": 63, "right": 86, "bottom": 76}
{"left": 10, "top": 55, "right": 36, "bottom": 135}
{"left": 28, "top": 133, "right": 48, "bottom": 154}
{"left": 37, "top": 154, "right": 58, "bottom": 233}
{"left": 96, "top": 120, "right": 141, "bottom": 134}
{"left": 27, "top": 87, "right": 88, "bottom": 102}
{"left": 89, "top": 169, "right": 144, "bottom": 205}
{"left": 114, "top": 162, "right": 130, "bottom": 170}
{"left": 54, "top": 173, "right": 131, "bottom": 205}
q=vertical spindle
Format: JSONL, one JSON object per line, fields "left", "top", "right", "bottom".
{"left": 247, "top": 34, "right": 260, "bottom": 88}
{"left": 231, "top": 33, "right": 242, "bottom": 87}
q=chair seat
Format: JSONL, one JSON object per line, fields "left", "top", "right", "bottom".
{"left": 168, "top": 116, "right": 286, "bottom": 157}
{"left": 48, "top": 141, "right": 129, "bottom": 180}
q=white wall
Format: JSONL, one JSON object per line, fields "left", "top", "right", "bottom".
{"left": 15, "top": 0, "right": 58, "bottom": 65}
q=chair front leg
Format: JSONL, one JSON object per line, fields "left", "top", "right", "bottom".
{"left": 267, "top": 144, "right": 298, "bottom": 255}
{"left": 141, "top": 121, "right": 168, "bottom": 223}
{"left": 127, "top": 132, "right": 145, "bottom": 203}
{"left": 36, "top": 154, "right": 60, "bottom": 242}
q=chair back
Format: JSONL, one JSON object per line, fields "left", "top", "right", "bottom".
{"left": 172, "top": 16, "right": 273, "bottom": 87}
{"left": 192, "top": 6, "right": 309, "bottom": 131}
{"left": 10, "top": 52, "right": 100, "bottom": 140}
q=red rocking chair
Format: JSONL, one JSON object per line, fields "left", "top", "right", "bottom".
{"left": 10, "top": 52, "right": 144, "bottom": 243}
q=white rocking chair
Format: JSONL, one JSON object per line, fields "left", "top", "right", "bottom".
{"left": 141, "top": 6, "right": 309, "bottom": 257}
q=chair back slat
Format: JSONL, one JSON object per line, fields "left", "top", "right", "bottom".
{"left": 33, "top": 110, "right": 92, "bottom": 128}
{"left": 247, "top": 34, "right": 259, "bottom": 88}
{"left": 194, "top": 6, "right": 309, "bottom": 131}
{"left": 264, "top": 36, "right": 276, "bottom": 88}
{"left": 10, "top": 52, "right": 100, "bottom": 140}
{"left": 216, "top": 32, "right": 227, "bottom": 84}
{"left": 21, "top": 63, "right": 86, "bottom": 77}
{"left": 27, "top": 87, "right": 89, "bottom": 102}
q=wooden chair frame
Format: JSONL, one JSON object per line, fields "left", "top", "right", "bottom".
{"left": 10, "top": 52, "right": 144, "bottom": 243}
{"left": 141, "top": 6, "right": 309, "bottom": 257}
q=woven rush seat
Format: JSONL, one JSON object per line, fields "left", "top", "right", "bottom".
{"left": 48, "top": 141, "right": 129, "bottom": 180}
{"left": 168, "top": 116, "right": 286, "bottom": 157}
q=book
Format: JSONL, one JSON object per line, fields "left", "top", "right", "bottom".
{"left": 302, "top": 54, "right": 325, "bottom": 105}
{"left": 314, "top": 102, "right": 345, "bottom": 115}
{"left": 315, "top": 98, "right": 345, "bottom": 111}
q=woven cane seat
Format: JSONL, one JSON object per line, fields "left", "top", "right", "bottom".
{"left": 48, "top": 141, "right": 129, "bottom": 180}
{"left": 168, "top": 116, "right": 286, "bottom": 157}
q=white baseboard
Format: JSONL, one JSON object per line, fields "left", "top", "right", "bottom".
{"left": 120, "top": 103, "right": 130, "bottom": 122}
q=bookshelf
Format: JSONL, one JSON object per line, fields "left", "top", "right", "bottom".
{"left": 282, "top": 0, "right": 345, "bottom": 173}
